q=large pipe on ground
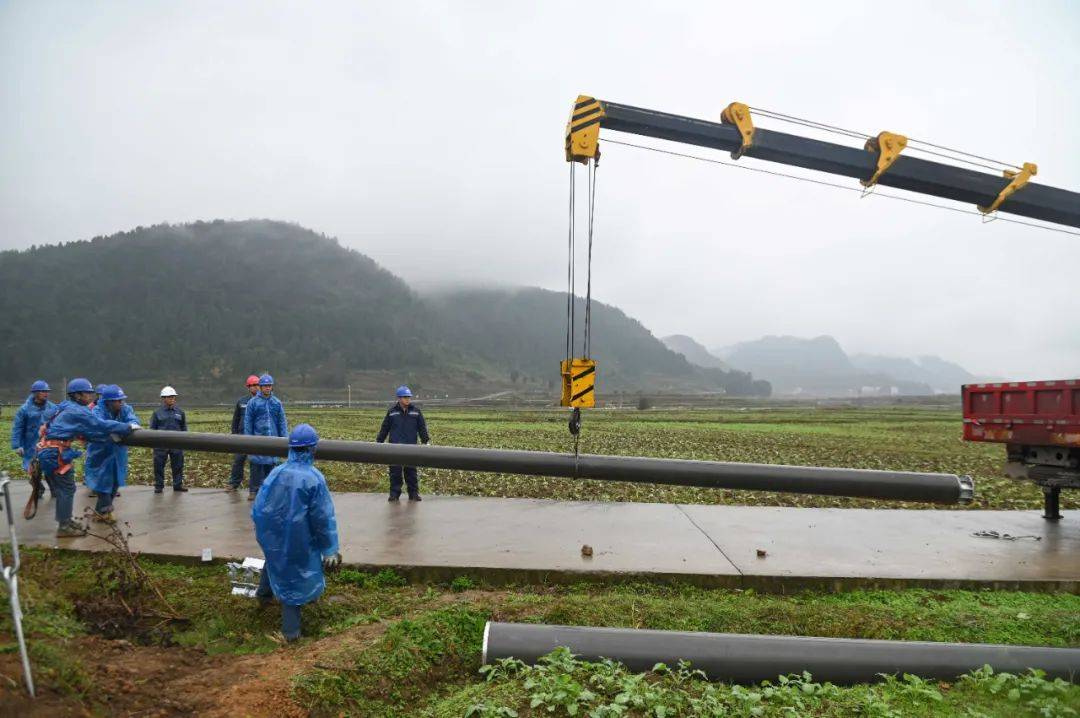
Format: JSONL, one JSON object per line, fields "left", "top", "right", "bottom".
{"left": 482, "top": 622, "right": 1080, "bottom": 685}
{"left": 121, "top": 429, "right": 973, "bottom": 503}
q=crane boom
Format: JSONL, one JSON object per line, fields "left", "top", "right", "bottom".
{"left": 558, "top": 95, "right": 1080, "bottom": 411}
{"left": 566, "top": 96, "right": 1080, "bottom": 228}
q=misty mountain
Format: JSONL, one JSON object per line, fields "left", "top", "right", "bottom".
{"left": 0, "top": 220, "right": 770, "bottom": 398}
{"left": 661, "top": 335, "right": 730, "bottom": 370}
{"left": 849, "top": 354, "right": 974, "bottom": 393}
{"left": 714, "top": 335, "right": 949, "bottom": 397}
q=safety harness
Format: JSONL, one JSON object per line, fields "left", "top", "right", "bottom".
{"left": 23, "top": 406, "right": 79, "bottom": 520}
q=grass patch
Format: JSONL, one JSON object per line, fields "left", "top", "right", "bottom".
{"left": 293, "top": 605, "right": 488, "bottom": 716}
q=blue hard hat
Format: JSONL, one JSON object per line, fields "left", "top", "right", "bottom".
{"left": 288, "top": 423, "right": 319, "bottom": 448}
{"left": 95, "top": 384, "right": 107, "bottom": 395}
{"left": 30, "top": 380, "right": 50, "bottom": 392}
{"left": 396, "top": 385, "right": 413, "bottom": 398}
{"left": 102, "top": 384, "right": 127, "bottom": 402}
{"left": 67, "top": 378, "right": 94, "bottom": 394}
{"left": 258, "top": 373, "right": 275, "bottom": 386}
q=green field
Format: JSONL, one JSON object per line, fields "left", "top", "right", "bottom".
{"left": 2, "top": 550, "right": 1078, "bottom": 716}
{"left": 1, "top": 404, "right": 1071, "bottom": 510}
{"left": 2, "top": 405, "right": 1079, "bottom": 715}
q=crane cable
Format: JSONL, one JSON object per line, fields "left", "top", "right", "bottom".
{"left": 599, "top": 138, "right": 1080, "bottom": 238}
{"left": 565, "top": 158, "right": 600, "bottom": 456}
{"left": 748, "top": 106, "right": 1023, "bottom": 173}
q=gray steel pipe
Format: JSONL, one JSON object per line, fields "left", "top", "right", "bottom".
{"left": 120, "top": 429, "right": 973, "bottom": 503}
{"left": 482, "top": 622, "right": 1080, "bottom": 685}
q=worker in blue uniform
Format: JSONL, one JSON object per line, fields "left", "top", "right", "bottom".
{"left": 84, "top": 385, "right": 140, "bottom": 522}
{"left": 36, "top": 378, "right": 138, "bottom": 537}
{"left": 150, "top": 386, "right": 189, "bottom": 493}
{"left": 243, "top": 373, "right": 288, "bottom": 500}
{"left": 253, "top": 423, "right": 340, "bottom": 642}
{"left": 376, "top": 385, "right": 430, "bottom": 501}
{"left": 10, "top": 380, "right": 55, "bottom": 474}
{"left": 228, "top": 375, "right": 261, "bottom": 492}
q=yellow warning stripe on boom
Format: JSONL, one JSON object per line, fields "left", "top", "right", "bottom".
{"left": 566, "top": 96, "right": 605, "bottom": 164}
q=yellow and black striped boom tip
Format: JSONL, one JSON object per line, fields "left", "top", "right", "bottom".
{"left": 560, "top": 358, "right": 597, "bottom": 408}
{"left": 565, "top": 95, "right": 605, "bottom": 164}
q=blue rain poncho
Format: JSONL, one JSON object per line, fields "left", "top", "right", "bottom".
{"left": 252, "top": 447, "right": 339, "bottom": 606}
{"left": 83, "top": 402, "right": 140, "bottom": 494}
{"left": 10, "top": 395, "right": 56, "bottom": 471}
{"left": 36, "top": 400, "right": 134, "bottom": 475}
{"left": 243, "top": 393, "right": 288, "bottom": 465}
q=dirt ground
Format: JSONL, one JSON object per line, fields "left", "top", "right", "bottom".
{"left": 1, "top": 620, "right": 389, "bottom": 717}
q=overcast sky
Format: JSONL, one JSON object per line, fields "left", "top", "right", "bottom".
{"left": 2, "top": 1, "right": 1078, "bottom": 378}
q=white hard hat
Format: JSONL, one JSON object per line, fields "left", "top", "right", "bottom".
{"left": 160, "top": 386, "right": 178, "bottom": 397}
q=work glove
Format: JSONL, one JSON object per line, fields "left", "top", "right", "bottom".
{"left": 129, "top": 423, "right": 141, "bottom": 431}
{"left": 322, "top": 552, "right": 342, "bottom": 572}
{"left": 14, "top": 447, "right": 24, "bottom": 457}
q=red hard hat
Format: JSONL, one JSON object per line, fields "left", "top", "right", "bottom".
{"left": 246, "top": 375, "right": 261, "bottom": 386}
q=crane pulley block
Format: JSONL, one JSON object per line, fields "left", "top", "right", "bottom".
{"left": 566, "top": 95, "right": 605, "bottom": 164}
{"left": 979, "top": 162, "right": 1038, "bottom": 215}
{"left": 560, "top": 358, "right": 597, "bottom": 408}
{"left": 720, "top": 102, "right": 754, "bottom": 160}
{"left": 861, "top": 131, "right": 908, "bottom": 188}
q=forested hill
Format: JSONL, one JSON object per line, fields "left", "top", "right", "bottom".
{"left": 0, "top": 220, "right": 436, "bottom": 386}
{"left": 0, "top": 220, "right": 769, "bottom": 398}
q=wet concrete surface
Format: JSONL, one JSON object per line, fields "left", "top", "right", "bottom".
{"left": 5, "top": 481, "right": 1078, "bottom": 590}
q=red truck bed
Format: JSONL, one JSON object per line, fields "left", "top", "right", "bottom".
{"left": 962, "top": 380, "right": 1080, "bottom": 447}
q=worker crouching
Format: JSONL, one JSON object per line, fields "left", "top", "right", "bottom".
{"left": 252, "top": 423, "right": 340, "bottom": 642}
{"left": 83, "top": 385, "right": 140, "bottom": 522}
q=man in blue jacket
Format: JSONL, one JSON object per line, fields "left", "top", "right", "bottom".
{"left": 84, "top": 385, "right": 140, "bottom": 522}
{"left": 253, "top": 423, "right": 340, "bottom": 642}
{"left": 376, "top": 385, "right": 430, "bottom": 502}
{"left": 35, "top": 378, "right": 138, "bottom": 537}
{"left": 150, "top": 386, "right": 189, "bottom": 493}
{"left": 228, "top": 375, "right": 261, "bottom": 492}
{"left": 243, "top": 373, "right": 288, "bottom": 500}
{"left": 10, "top": 380, "right": 54, "bottom": 475}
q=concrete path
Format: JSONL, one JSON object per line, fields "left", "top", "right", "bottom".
{"left": 5, "top": 481, "right": 1078, "bottom": 591}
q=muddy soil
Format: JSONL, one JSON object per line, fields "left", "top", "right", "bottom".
{"left": 0, "top": 620, "right": 389, "bottom": 717}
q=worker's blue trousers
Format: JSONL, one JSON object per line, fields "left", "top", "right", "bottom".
{"left": 249, "top": 462, "right": 273, "bottom": 497}
{"left": 256, "top": 565, "right": 301, "bottom": 640}
{"left": 388, "top": 465, "right": 419, "bottom": 497}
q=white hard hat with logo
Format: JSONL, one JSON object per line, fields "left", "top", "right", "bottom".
{"left": 160, "top": 386, "right": 178, "bottom": 397}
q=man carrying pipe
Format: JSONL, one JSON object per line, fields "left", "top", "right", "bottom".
{"left": 376, "top": 385, "right": 430, "bottom": 502}
{"left": 10, "top": 381, "right": 55, "bottom": 498}
{"left": 252, "top": 423, "right": 340, "bottom": 642}
{"left": 243, "top": 374, "right": 288, "bottom": 500}
{"left": 228, "top": 375, "right": 260, "bottom": 492}
{"left": 34, "top": 378, "right": 138, "bottom": 537}
{"left": 84, "top": 385, "right": 140, "bottom": 522}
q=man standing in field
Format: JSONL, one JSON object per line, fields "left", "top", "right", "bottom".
{"left": 151, "top": 386, "right": 189, "bottom": 493}
{"left": 376, "top": 385, "right": 430, "bottom": 502}
{"left": 11, "top": 380, "right": 54, "bottom": 475}
{"left": 244, "top": 373, "right": 288, "bottom": 500}
{"left": 228, "top": 375, "right": 261, "bottom": 492}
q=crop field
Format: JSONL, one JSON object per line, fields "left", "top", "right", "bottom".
{"left": 1, "top": 403, "right": 1071, "bottom": 510}
{"left": 2, "top": 404, "right": 1079, "bottom": 715}
{"left": 2, "top": 549, "right": 1079, "bottom": 716}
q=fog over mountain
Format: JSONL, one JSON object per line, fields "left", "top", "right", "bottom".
{"left": 709, "top": 335, "right": 981, "bottom": 397}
